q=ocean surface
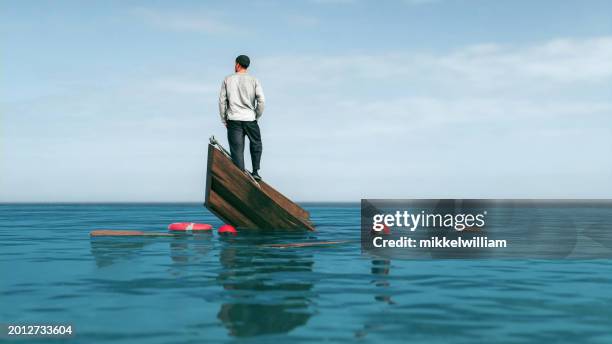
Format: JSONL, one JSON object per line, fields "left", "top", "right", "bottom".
{"left": 1, "top": 203, "right": 611, "bottom": 343}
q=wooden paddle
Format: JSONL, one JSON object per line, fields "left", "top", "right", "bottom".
{"left": 90, "top": 231, "right": 354, "bottom": 249}
{"left": 260, "top": 240, "right": 354, "bottom": 248}
{"left": 90, "top": 230, "right": 175, "bottom": 237}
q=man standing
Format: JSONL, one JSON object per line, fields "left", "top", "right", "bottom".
{"left": 218, "top": 55, "right": 265, "bottom": 180}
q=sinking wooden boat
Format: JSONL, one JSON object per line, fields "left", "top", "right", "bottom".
{"left": 204, "top": 137, "right": 315, "bottom": 231}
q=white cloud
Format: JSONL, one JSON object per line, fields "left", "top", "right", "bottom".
{"left": 310, "top": 0, "right": 440, "bottom": 4}
{"left": 258, "top": 37, "right": 612, "bottom": 90}
{"left": 132, "top": 8, "right": 240, "bottom": 34}
{"left": 436, "top": 37, "right": 612, "bottom": 83}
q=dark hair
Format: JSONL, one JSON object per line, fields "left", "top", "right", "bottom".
{"left": 235, "top": 55, "right": 250, "bottom": 69}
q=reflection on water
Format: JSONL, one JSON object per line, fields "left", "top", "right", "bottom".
{"left": 216, "top": 235, "right": 314, "bottom": 337}
{"left": 90, "top": 233, "right": 214, "bottom": 269}
{"left": 90, "top": 238, "right": 150, "bottom": 268}
{"left": 371, "top": 259, "right": 394, "bottom": 305}
{"left": 354, "top": 258, "right": 395, "bottom": 339}
{"left": 169, "top": 233, "right": 213, "bottom": 264}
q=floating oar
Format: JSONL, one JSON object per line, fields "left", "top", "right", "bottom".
{"left": 260, "top": 240, "right": 354, "bottom": 248}
{"left": 90, "top": 232, "right": 354, "bottom": 248}
{"left": 90, "top": 230, "right": 175, "bottom": 237}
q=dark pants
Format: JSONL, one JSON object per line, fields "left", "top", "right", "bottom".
{"left": 227, "top": 120, "right": 262, "bottom": 171}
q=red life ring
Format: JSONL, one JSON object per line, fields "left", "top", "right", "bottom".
{"left": 168, "top": 222, "right": 212, "bottom": 231}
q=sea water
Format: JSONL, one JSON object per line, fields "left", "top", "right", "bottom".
{"left": 1, "top": 203, "right": 611, "bottom": 343}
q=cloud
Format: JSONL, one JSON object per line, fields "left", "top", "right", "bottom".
{"left": 310, "top": 0, "right": 439, "bottom": 4}
{"left": 132, "top": 7, "right": 240, "bottom": 34}
{"left": 132, "top": 6, "right": 319, "bottom": 35}
{"left": 436, "top": 37, "right": 612, "bottom": 84}
{"left": 258, "top": 37, "right": 612, "bottom": 90}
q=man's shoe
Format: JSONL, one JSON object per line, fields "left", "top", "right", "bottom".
{"left": 251, "top": 171, "right": 262, "bottom": 181}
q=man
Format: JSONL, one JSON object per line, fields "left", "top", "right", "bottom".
{"left": 218, "top": 55, "right": 265, "bottom": 181}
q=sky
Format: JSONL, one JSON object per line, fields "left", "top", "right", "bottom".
{"left": 1, "top": 0, "right": 611, "bottom": 202}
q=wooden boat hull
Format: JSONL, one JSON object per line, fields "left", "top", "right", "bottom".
{"left": 204, "top": 138, "right": 315, "bottom": 231}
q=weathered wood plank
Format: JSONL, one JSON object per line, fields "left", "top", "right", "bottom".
{"left": 260, "top": 240, "right": 353, "bottom": 248}
{"left": 90, "top": 230, "right": 174, "bottom": 237}
{"left": 259, "top": 180, "right": 310, "bottom": 220}
{"left": 208, "top": 190, "right": 259, "bottom": 228}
